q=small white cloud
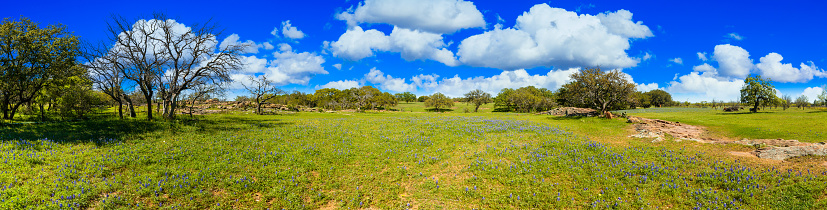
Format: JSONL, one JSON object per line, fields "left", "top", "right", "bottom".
{"left": 637, "top": 82, "right": 660, "bottom": 92}
{"left": 278, "top": 43, "right": 292, "bottom": 52}
{"left": 692, "top": 63, "right": 717, "bottom": 73}
{"left": 332, "top": 63, "right": 342, "bottom": 70}
{"left": 641, "top": 52, "right": 653, "bottom": 61}
{"left": 697, "top": 52, "right": 708, "bottom": 61}
{"left": 317, "top": 80, "right": 361, "bottom": 90}
{"left": 281, "top": 20, "right": 306, "bottom": 39}
{"left": 726, "top": 33, "right": 743, "bottom": 41}
{"left": 262, "top": 42, "right": 275, "bottom": 50}
{"left": 669, "top": 57, "right": 683, "bottom": 65}
{"left": 364, "top": 68, "right": 417, "bottom": 92}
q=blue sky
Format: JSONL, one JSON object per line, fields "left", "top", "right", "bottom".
{"left": 4, "top": 0, "right": 826, "bottom": 102}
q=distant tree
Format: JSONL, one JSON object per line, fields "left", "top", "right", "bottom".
{"left": 0, "top": 17, "right": 81, "bottom": 120}
{"left": 644, "top": 89, "right": 672, "bottom": 107}
{"left": 493, "top": 88, "right": 516, "bottom": 111}
{"left": 464, "top": 89, "right": 492, "bottom": 112}
{"left": 781, "top": 94, "right": 792, "bottom": 110}
{"left": 817, "top": 86, "right": 827, "bottom": 107}
{"left": 560, "top": 67, "right": 636, "bottom": 114}
{"left": 417, "top": 95, "right": 429, "bottom": 102}
{"left": 630, "top": 91, "right": 650, "bottom": 108}
{"left": 795, "top": 95, "right": 809, "bottom": 110}
{"left": 395, "top": 92, "right": 416, "bottom": 103}
{"left": 241, "top": 75, "right": 283, "bottom": 115}
{"left": 181, "top": 82, "right": 223, "bottom": 117}
{"left": 740, "top": 75, "right": 776, "bottom": 113}
{"left": 313, "top": 88, "right": 341, "bottom": 110}
{"left": 425, "top": 92, "right": 453, "bottom": 112}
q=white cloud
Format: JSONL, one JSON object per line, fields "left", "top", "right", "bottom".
{"left": 281, "top": 20, "right": 306, "bottom": 39}
{"left": 712, "top": 44, "right": 753, "bottom": 78}
{"left": 801, "top": 86, "right": 824, "bottom": 101}
{"left": 667, "top": 71, "right": 744, "bottom": 102}
{"left": 669, "top": 57, "right": 683, "bottom": 65}
{"left": 278, "top": 43, "right": 292, "bottom": 52}
{"left": 755, "top": 52, "right": 826, "bottom": 83}
{"left": 231, "top": 50, "right": 328, "bottom": 88}
{"left": 726, "top": 33, "right": 743, "bottom": 41}
{"left": 693, "top": 63, "right": 717, "bottom": 73}
{"left": 365, "top": 68, "right": 417, "bottom": 92}
{"left": 637, "top": 83, "right": 660, "bottom": 92}
{"left": 332, "top": 63, "right": 342, "bottom": 70}
{"left": 337, "top": 0, "right": 486, "bottom": 34}
{"left": 220, "top": 34, "right": 272, "bottom": 54}
{"left": 457, "top": 4, "right": 653, "bottom": 70}
{"left": 317, "top": 80, "right": 361, "bottom": 90}
{"left": 361, "top": 67, "right": 578, "bottom": 97}
{"left": 328, "top": 26, "right": 459, "bottom": 66}
{"left": 262, "top": 42, "right": 274, "bottom": 50}
{"left": 642, "top": 53, "right": 653, "bottom": 61}
{"left": 697, "top": 52, "right": 708, "bottom": 61}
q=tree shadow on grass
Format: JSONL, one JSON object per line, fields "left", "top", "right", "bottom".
{"left": 546, "top": 116, "right": 591, "bottom": 120}
{"left": 0, "top": 117, "right": 164, "bottom": 145}
{"left": 716, "top": 111, "right": 771, "bottom": 115}
{"left": 425, "top": 108, "right": 455, "bottom": 112}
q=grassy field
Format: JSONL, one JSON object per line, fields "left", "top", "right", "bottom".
{"left": 1, "top": 107, "right": 826, "bottom": 209}
{"left": 618, "top": 107, "right": 827, "bottom": 143}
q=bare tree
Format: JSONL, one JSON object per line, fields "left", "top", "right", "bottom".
{"left": 101, "top": 13, "right": 244, "bottom": 120}
{"left": 241, "top": 75, "right": 282, "bottom": 114}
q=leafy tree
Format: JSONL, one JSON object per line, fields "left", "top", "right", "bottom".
{"left": 425, "top": 92, "right": 453, "bottom": 112}
{"left": 493, "top": 88, "right": 516, "bottom": 111}
{"left": 645, "top": 89, "right": 673, "bottom": 107}
{"left": 395, "top": 92, "right": 416, "bottom": 103}
{"left": 740, "top": 75, "right": 776, "bottom": 113}
{"left": 417, "top": 95, "right": 429, "bottom": 102}
{"left": 559, "top": 67, "right": 636, "bottom": 114}
{"left": 817, "top": 86, "right": 827, "bottom": 107}
{"left": 0, "top": 17, "right": 81, "bottom": 120}
{"left": 630, "top": 91, "right": 651, "bottom": 108}
{"left": 795, "top": 95, "right": 809, "bottom": 109}
{"left": 464, "top": 89, "right": 492, "bottom": 112}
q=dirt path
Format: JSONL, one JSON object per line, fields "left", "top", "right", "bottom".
{"left": 626, "top": 116, "right": 827, "bottom": 161}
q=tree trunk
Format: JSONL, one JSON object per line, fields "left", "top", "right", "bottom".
{"left": 124, "top": 95, "right": 137, "bottom": 118}
{"left": 167, "top": 94, "right": 179, "bottom": 120}
{"left": 117, "top": 100, "right": 123, "bottom": 119}
{"left": 475, "top": 104, "right": 480, "bottom": 112}
{"left": 39, "top": 103, "right": 46, "bottom": 122}
{"left": 256, "top": 97, "right": 262, "bottom": 115}
{"left": 144, "top": 93, "right": 153, "bottom": 121}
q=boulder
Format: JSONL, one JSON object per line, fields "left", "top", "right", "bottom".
{"left": 754, "top": 143, "right": 827, "bottom": 160}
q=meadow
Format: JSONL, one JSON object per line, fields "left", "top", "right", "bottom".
{"left": 1, "top": 106, "right": 826, "bottom": 209}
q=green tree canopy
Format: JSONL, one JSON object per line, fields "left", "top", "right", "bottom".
{"left": 739, "top": 75, "right": 776, "bottom": 112}
{"left": 464, "top": 89, "right": 492, "bottom": 112}
{"left": 645, "top": 89, "right": 673, "bottom": 107}
{"left": 0, "top": 17, "right": 81, "bottom": 120}
{"left": 425, "top": 92, "right": 453, "bottom": 112}
{"left": 559, "top": 67, "right": 636, "bottom": 114}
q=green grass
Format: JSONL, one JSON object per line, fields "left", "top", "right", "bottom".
{"left": 1, "top": 107, "right": 826, "bottom": 209}
{"left": 618, "top": 107, "right": 827, "bottom": 142}
{"left": 395, "top": 102, "right": 497, "bottom": 113}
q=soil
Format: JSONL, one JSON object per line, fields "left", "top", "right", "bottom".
{"left": 626, "top": 116, "right": 827, "bottom": 161}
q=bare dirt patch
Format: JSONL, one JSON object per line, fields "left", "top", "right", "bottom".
{"left": 627, "top": 116, "right": 827, "bottom": 161}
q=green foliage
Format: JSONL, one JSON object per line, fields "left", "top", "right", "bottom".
{"left": 645, "top": 89, "right": 673, "bottom": 107}
{"left": 560, "top": 68, "right": 636, "bottom": 113}
{"left": 795, "top": 95, "right": 809, "bottom": 109}
{"left": 0, "top": 17, "right": 81, "bottom": 120}
{"left": 395, "top": 92, "right": 416, "bottom": 103}
{"left": 463, "top": 89, "right": 492, "bottom": 112}
{"left": 417, "top": 95, "right": 430, "bottom": 102}
{"left": 493, "top": 86, "right": 556, "bottom": 113}
{"left": 740, "top": 75, "right": 776, "bottom": 112}
{"left": 424, "top": 92, "right": 453, "bottom": 112}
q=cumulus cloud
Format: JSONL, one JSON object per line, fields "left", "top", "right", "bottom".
{"left": 364, "top": 68, "right": 417, "bottom": 92}
{"left": 667, "top": 71, "right": 744, "bottom": 102}
{"left": 755, "top": 52, "right": 826, "bottom": 83}
{"left": 669, "top": 57, "right": 683, "bottom": 65}
{"left": 637, "top": 83, "right": 660, "bottom": 92}
{"left": 457, "top": 4, "right": 653, "bottom": 70}
{"left": 337, "top": 0, "right": 485, "bottom": 34}
{"left": 281, "top": 20, "right": 306, "bottom": 39}
{"left": 328, "top": 26, "right": 459, "bottom": 66}
{"left": 360, "top": 68, "right": 578, "bottom": 96}
{"left": 692, "top": 63, "right": 717, "bottom": 73}
{"left": 801, "top": 86, "right": 825, "bottom": 101}
{"left": 332, "top": 63, "right": 342, "bottom": 70}
{"left": 230, "top": 48, "right": 328, "bottom": 88}
{"left": 712, "top": 44, "right": 753, "bottom": 78}
{"left": 317, "top": 80, "right": 361, "bottom": 90}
